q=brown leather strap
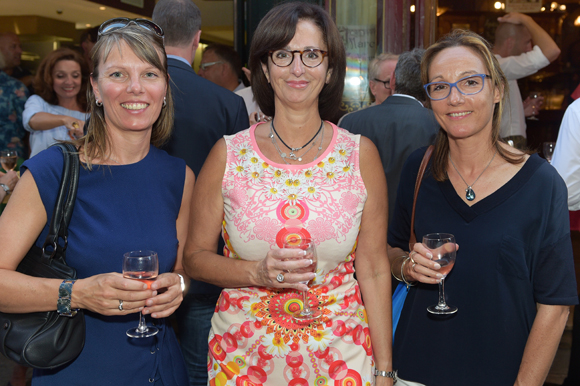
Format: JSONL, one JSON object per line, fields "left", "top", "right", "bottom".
{"left": 409, "top": 145, "right": 434, "bottom": 250}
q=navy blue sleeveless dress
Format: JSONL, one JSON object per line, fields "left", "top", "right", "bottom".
{"left": 21, "top": 145, "right": 189, "bottom": 386}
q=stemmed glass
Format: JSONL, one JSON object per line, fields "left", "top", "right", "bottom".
{"left": 0, "top": 150, "right": 18, "bottom": 172}
{"left": 424, "top": 233, "right": 457, "bottom": 315}
{"left": 543, "top": 142, "right": 556, "bottom": 164}
{"left": 122, "top": 250, "right": 159, "bottom": 338}
{"left": 284, "top": 237, "right": 321, "bottom": 321}
{"left": 526, "top": 92, "right": 543, "bottom": 120}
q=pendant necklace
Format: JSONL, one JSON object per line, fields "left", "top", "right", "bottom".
{"left": 270, "top": 121, "right": 324, "bottom": 164}
{"left": 448, "top": 150, "right": 497, "bottom": 201}
{"left": 271, "top": 119, "right": 324, "bottom": 161}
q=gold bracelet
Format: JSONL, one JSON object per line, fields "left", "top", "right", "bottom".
{"left": 390, "top": 255, "right": 408, "bottom": 282}
{"left": 400, "top": 256, "right": 417, "bottom": 287}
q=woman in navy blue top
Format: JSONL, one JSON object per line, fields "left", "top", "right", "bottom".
{"left": 0, "top": 20, "right": 193, "bottom": 385}
{"left": 387, "top": 30, "right": 577, "bottom": 385}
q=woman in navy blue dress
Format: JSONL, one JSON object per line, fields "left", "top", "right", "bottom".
{"left": 388, "top": 30, "right": 577, "bottom": 385}
{"left": 0, "top": 20, "right": 193, "bottom": 385}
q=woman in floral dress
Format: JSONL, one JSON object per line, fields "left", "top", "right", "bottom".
{"left": 183, "top": 3, "right": 394, "bottom": 385}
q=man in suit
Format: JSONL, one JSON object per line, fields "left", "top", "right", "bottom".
{"left": 152, "top": 1, "right": 249, "bottom": 385}
{"left": 340, "top": 48, "right": 439, "bottom": 224}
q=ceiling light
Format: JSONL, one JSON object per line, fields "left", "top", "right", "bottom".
{"left": 494, "top": 2, "right": 502, "bottom": 10}
{"left": 99, "top": 6, "right": 106, "bottom": 11}
{"left": 410, "top": 5, "right": 415, "bottom": 13}
{"left": 559, "top": 4, "right": 566, "bottom": 10}
{"left": 575, "top": 16, "right": 580, "bottom": 26}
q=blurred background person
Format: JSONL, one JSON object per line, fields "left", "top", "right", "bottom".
{"left": 23, "top": 48, "right": 88, "bottom": 157}
{"left": 152, "top": 1, "right": 248, "bottom": 385}
{"left": 0, "top": 50, "right": 28, "bottom": 160}
{"left": 337, "top": 52, "right": 398, "bottom": 125}
{"left": 0, "top": 32, "right": 34, "bottom": 94}
{"left": 79, "top": 26, "right": 99, "bottom": 72}
{"left": 388, "top": 30, "right": 576, "bottom": 385}
{"left": 493, "top": 12, "right": 560, "bottom": 150}
{"left": 198, "top": 44, "right": 245, "bottom": 92}
{"left": 184, "top": 2, "right": 394, "bottom": 385}
{"left": 340, "top": 48, "right": 438, "bottom": 225}
{"left": 0, "top": 19, "right": 192, "bottom": 385}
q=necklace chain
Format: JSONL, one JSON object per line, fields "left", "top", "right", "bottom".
{"left": 271, "top": 119, "right": 323, "bottom": 160}
{"left": 270, "top": 121, "right": 324, "bottom": 164}
{"left": 448, "top": 150, "right": 497, "bottom": 202}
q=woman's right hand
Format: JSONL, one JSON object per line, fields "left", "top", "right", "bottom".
{"left": 63, "top": 116, "right": 84, "bottom": 139}
{"left": 73, "top": 272, "right": 155, "bottom": 316}
{"left": 254, "top": 248, "right": 316, "bottom": 291}
{"left": 404, "top": 243, "right": 458, "bottom": 285}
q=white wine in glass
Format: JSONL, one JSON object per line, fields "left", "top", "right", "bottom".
{"left": 122, "top": 250, "right": 159, "bottom": 338}
{"left": 0, "top": 150, "right": 18, "bottom": 172}
{"left": 283, "top": 237, "right": 321, "bottom": 321}
{"left": 543, "top": 142, "right": 556, "bottom": 164}
{"left": 423, "top": 233, "right": 457, "bottom": 315}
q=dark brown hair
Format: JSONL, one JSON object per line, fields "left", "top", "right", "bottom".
{"left": 421, "top": 29, "right": 524, "bottom": 181}
{"left": 248, "top": 2, "right": 346, "bottom": 122}
{"left": 34, "top": 47, "right": 88, "bottom": 111}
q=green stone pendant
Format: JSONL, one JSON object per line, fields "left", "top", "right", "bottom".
{"left": 466, "top": 187, "right": 475, "bottom": 201}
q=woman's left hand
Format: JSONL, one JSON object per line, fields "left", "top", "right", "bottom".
{"left": 142, "top": 272, "right": 184, "bottom": 318}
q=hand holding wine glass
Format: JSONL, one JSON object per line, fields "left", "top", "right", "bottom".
{"left": 122, "top": 250, "right": 159, "bottom": 338}
{"left": 423, "top": 233, "right": 457, "bottom": 315}
{"left": 283, "top": 237, "right": 321, "bottom": 321}
{"left": 543, "top": 142, "right": 556, "bottom": 164}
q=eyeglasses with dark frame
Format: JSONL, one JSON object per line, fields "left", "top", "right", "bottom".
{"left": 269, "top": 49, "right": 328, "bottom": 68}
{"left": 373, "top": 78, "right": 391, "bottom": 89}
{"left": 424, "top": 74, "right": 491, "bottom": 101}
{"left": 98, "top": 18, "right": 164, "bottom": 41}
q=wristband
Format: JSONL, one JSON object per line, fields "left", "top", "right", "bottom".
{"left": 57, "top": 280, "right": 79, "bottom": 317}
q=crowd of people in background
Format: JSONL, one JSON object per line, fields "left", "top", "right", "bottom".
{"left": 0, "top": 0, "right": 579, "bottom": 385}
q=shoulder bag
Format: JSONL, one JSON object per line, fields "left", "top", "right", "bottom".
{"left": 0, "top": 142, "right": 85, "bottom": 369}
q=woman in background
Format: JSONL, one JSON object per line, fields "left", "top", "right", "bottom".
{"left": 23, "top": 48, "right": 88, "bottom": 157}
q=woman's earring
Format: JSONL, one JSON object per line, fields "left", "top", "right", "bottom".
{"left": 96, "top": 100, "right": 103, "bottom": 107}
{"left": 163, "top": 96, "right": 167, "bottom": 107}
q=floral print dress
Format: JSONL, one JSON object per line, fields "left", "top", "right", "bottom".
{"left": 208, "top": 122, "right": 376, "bottom": 386}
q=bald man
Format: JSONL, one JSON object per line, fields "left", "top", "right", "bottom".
{"left": 0, "top": 33, "right": 33, "bottom": 91}
{"left": 493, "top": 12, "right": 560, "bottom": 149}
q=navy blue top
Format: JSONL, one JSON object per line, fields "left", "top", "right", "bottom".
{"left": 22, "top": 145, "right": 189, "bottom": 386}
{"left": 388, "top": 148, "right": 578, "bottom": 386}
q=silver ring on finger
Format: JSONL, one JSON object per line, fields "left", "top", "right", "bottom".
{"left": 411, "top": 262, "right": 417, "bottom": 272}
{"left": 118, "top": 299, "right": 124, "bottom": 311}
{"left": 276, "top": 273, "right": 285, "bottom": 283}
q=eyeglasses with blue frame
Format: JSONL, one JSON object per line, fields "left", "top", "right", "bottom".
{"left": 424, "top": 74, "right": 491, "bottom": 101}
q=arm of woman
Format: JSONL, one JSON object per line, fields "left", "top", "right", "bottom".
{"left": 145, "top": 165, "right": 195, "bottom": 318}
{"left": 183, "top": 139, "right": 315, "bottom": 291}
{"left": 514, "top": 303, "right": 570, "bottom": 386}
{"left": 0, "top": 171, "right": 153, "bottom": 315}
{"left": 355, "top": 137, "right": 393, "bottom": 386}
{"left": 28, "top": 112, "right": 84, "bottom": 135}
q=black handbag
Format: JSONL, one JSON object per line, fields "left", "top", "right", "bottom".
{"left": 0, "top": 142, "right": 86, "bottom": 369}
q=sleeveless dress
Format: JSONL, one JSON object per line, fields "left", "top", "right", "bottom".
{"left": 208, "top": 123, "right": 375, "bottom": 386}
{"left": 21, "top": 145, "right": 189, "bottom": 386}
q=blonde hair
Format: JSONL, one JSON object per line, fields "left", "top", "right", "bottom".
{"left": 421, "top": 29, "right": 524, "bottom": 181}
{"left": 78, "top": 24, "right": 173, "bottom": 168}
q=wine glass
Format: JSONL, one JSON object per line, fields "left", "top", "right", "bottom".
{"left": 283, "top": 237, "right": 321, "bottom": 321}
{"left": 122, "top": 250, "right": 159, "bottom": 338}
{"left": 424, "top": 233, "right": 457, "bottom": 315}
{"left": 543, "top": 142, "right": 556, "bottom": 164}
{"left": 0, "top": 150, "right": 18, "bottom": 172}
{"left": 526, "top": 92, "right": 543, "bottom": 120}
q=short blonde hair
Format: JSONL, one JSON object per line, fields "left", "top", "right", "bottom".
{"left": 80, "top": 24, "right": 173, "bottom": 168}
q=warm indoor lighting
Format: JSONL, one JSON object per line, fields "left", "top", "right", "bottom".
{"left": 559, "top": 4, "right": 566, "bottom": 10}
{"left": 541, "top": 6, "right": 546, "bottom": 11}
{"left": 494, "top": 1, "right": 502, "bottom": 9}
{"left": 99, "top": 6, "right": 106, "bottom": 11}
{"left": 85, "top": 24, "right": 91, "bottom": 27}
{"left": 575, "top": 16, "right": 580, "bottom": 26}
{"left": 551, "top": 2, "right": 558, "bottom": 10}
{"left": 410, "top": 5, "right": 415, "bottom": 13}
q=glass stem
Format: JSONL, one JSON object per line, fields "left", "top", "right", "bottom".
{"left": 302, "top": 289, "right": 312, "bottom": 315}
{"left": 137, "top": 312, "right": 147, "bottom": 332}
{"left": 437, "top": 277, "right": 448, "bottom": 308}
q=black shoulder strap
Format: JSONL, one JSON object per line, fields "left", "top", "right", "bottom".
{"left": 41, "top": 143, "right": 80, "bottom": 261}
